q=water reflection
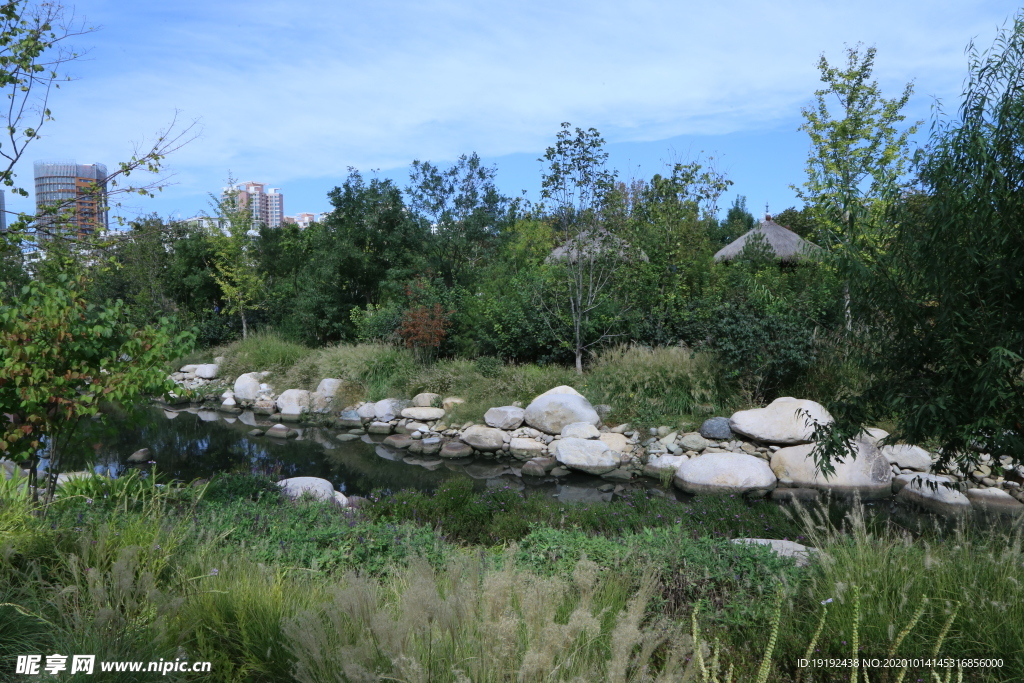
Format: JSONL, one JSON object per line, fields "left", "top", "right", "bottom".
{"left": 83, "top": 406, "right": 641, "bottom": 502}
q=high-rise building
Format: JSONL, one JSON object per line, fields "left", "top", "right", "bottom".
{"left": 33, "top": 161, "right": 108, "bottom": 238}
{"left": 225, "top": 181, "right": 285, "bottom": 228}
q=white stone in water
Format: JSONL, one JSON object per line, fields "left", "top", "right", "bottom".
{"left": 770, "top": 439, "right": 891, "bottom": 499}
{"left": 551, "top": 438, "right": 618, "bottom": 475}
{"left": 674, "top": 452, "right": 776, "bottom": 495}
{"left": 461, "top": 425, "right": 506, "bottom": 451}
{"left": 895, "top": 473, "right": 970, "bottom": 514}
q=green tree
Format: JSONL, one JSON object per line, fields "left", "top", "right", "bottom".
{"left": 406, "top": 152, "right": 515, "bottom": 289}
{"left": 795, "top": 44, "right": 919, "bottom": 329}
{"left": 811, "top": 15, "right": 1024, "bottom": 476}
{"left": 205, "top": 182, "right": 265, "bottom": 340}
{"left": 0, "top": 273, "right": 193, "bottom": 501}
{"left": 538, "top": 123, "right": 630, "bottom": 374}
{"left": 621, "top": 162, "right": 730, "bottom": 344}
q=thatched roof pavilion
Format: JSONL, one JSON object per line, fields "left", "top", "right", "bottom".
{"left": 713, "top": 216, "right": 822, "bottom": 264}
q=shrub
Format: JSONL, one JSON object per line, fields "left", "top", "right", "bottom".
{"left": 584, "top": 344, "right": 741, "bottom": 427}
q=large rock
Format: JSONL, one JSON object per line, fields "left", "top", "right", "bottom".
{"left": 412, "top": 392, "right": 440, "bottom": 407}
{"left": 485, "top": 406, "right": 526, "bottom": 430}
{"left": 461, "top": 425, "right": 505, "bottom": 451}
{"left": 316, "top": 378, "right": 343, "bottom": 398}
{"left": 439, "top": 440, "right": 473, "bottom": 459}
{"left": 195, "top": 363, "right": 220, "bottom": 379}
{"left": 881, "top": 444, "right": 932, "bottom": 471}
{"left": 729, "top": 397, "right": 833, "bottom": 445}
{"left": 368, "top": 422, "right": 393, "bottom": 434}
{"left": 551, "top": 437, "right": 618, "bottom": 475}
{"left": 562, "top": 422, "right": 600, "bottom": 439}
{"left": 699, "top": 417, "right": 734, "bottom": 441}
{"left": 535, "top": 385, "right": 583, "bottom": 400}
{"left": 356, "top": 403, "right": 377, "bottom": 420}
{"left": 374, "top": 399, "right": 401, "bottom": 421}
{"left": 895, "top": 473, "right": 970, "bottom": 514}
{"left": 233, "top": 372, "right": 263, "bottom": 401}
{"left": 965, "top": 487, "right": 1024, "bottom": 515}
{"left": 770, "top": 439, "right": 891, "bottom": 499}
{"left": 524, "top": 393, "right": 600, "bottom": 435}
{"left": 402, "top": 407, "right": 446, "bottom": 421}
{"left": 509, "top": 437, "right": 546, "bottom": 460}
{"left": 862, "top": 427, "right": 889, "bottom": 447}
{"left": 599, "top": 432, "right": 630, "bottom": 452}
{"left": 277, "top": 476, "right": 335, "bottom": 502}
{"left": 674, "top": 452, "right": 776, "bottom": 495}
{"left": 276, "top": 389, "right": 310, "bottom": 417}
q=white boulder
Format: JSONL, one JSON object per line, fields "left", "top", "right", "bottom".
{"left": 881, "top": 444, "right": 932, "bottom": 471}
{"left": 562, "top": 422, "right": 601, "bottom": 439}
{"left": 401, "top": 407, "right": 446, "bottom": 421}
{"left": 484, "top": 406, "right": 526, "bottom": 430}
{"left": 524, "top": 393, "right": 600, "bottom": 435}
{"left": 233, "top": 372, "right": 263, "bottom": 401}
{"left": 643, "top": 454, "right": 687, "bottom": 478}
{"left": 277, "top": 476, "right": 335, "bottom": 502}
{"left": 729, "top": 397, "right": 833, "bottom": 445}
{"left": 551, "top": 437, "right": 619, "bottom": 475}
{"left": 895, "top": 473, "right": 970, "bottom": 514}
{"left": 770, "top": 439, "right": 891, "bottom": 498}
{"left": 599, "top": 432, "right": 630, "bottom": 452}
{"left": 195, "top": 363, "right": 219, "bottom": 379}
{"left": 674, "top": 452, "right": 776, "bottom": 495}
{"left": 315, "top": 378, "right": 343, "bottom": 397}
{"left": 356, "top": 403, "right": 377, "bottom": 420}
{"left": 535, "top": 385, "right": 583, "bottom": 400}
{"left": 461, "top": 425, "right": 506, "bottom": 451}
{"left": 374, "top": 399, "right": 401, "bottom": 421}
{"left": 965, "top": 487, "right": 1024, "bottom": 515}
{"left": 276, "top": 389, "right": 311, "bottom": 417}
{"left": 412, "top": 392, "right": 440, "bottom": 407}
{"left": 509, "top": 437, "right": 546, "bottom": 460}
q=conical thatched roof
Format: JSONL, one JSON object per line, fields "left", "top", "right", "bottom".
{"left": 713, "top": 217, "right": 822, "bottom": 263}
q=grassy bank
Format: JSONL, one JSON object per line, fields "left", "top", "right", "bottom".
{"left": 2, "top": 471, "right": 1021, "bottom": 681}
{"left": 174, "top": 332, "right": 747, "bottom": 427}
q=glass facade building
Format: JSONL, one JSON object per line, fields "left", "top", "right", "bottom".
{"left": 33, "top": 161, "right": 109, "bottom": 238}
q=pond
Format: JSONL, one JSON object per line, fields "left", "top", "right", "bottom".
{"left": 78, "top": 405, "right": 677, "bottom": 503}
{"left": 62, "top": 405, "right": 1007, "bottom": 535}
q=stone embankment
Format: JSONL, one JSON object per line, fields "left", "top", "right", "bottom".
{"left": 159, "top": 362, "right": 1024, "bottom": 517}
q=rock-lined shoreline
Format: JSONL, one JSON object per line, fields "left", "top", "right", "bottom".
{"left": 161, "top": 362, "right": 1024, "bottom": 517}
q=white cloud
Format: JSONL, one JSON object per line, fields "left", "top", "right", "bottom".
{"left": 5, "top": 0, "right": 1016, "bottom": 217}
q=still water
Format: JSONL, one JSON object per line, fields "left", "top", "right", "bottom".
{"left": 82, "top": 405, "right": 663, "bottom": 502}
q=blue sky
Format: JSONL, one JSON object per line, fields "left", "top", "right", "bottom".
{"left": 6, "top": 0, "right": 1018, "bottom": 226}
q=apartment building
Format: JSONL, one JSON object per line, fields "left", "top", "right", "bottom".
{"left": 225, "top": 181, "right": 285, "bottom": 228}
{"left": 33, "top": 161, "right": 109, "bottom": 238}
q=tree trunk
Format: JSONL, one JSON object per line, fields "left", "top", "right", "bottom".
{"left": 575, "top": 348, "right": 583, "bottom": 374}
{"left": 241, "top": 306, "right": 248, "bottom": 340}
{"left": 843, "top": 281, "right": 852, "bottom": 332}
